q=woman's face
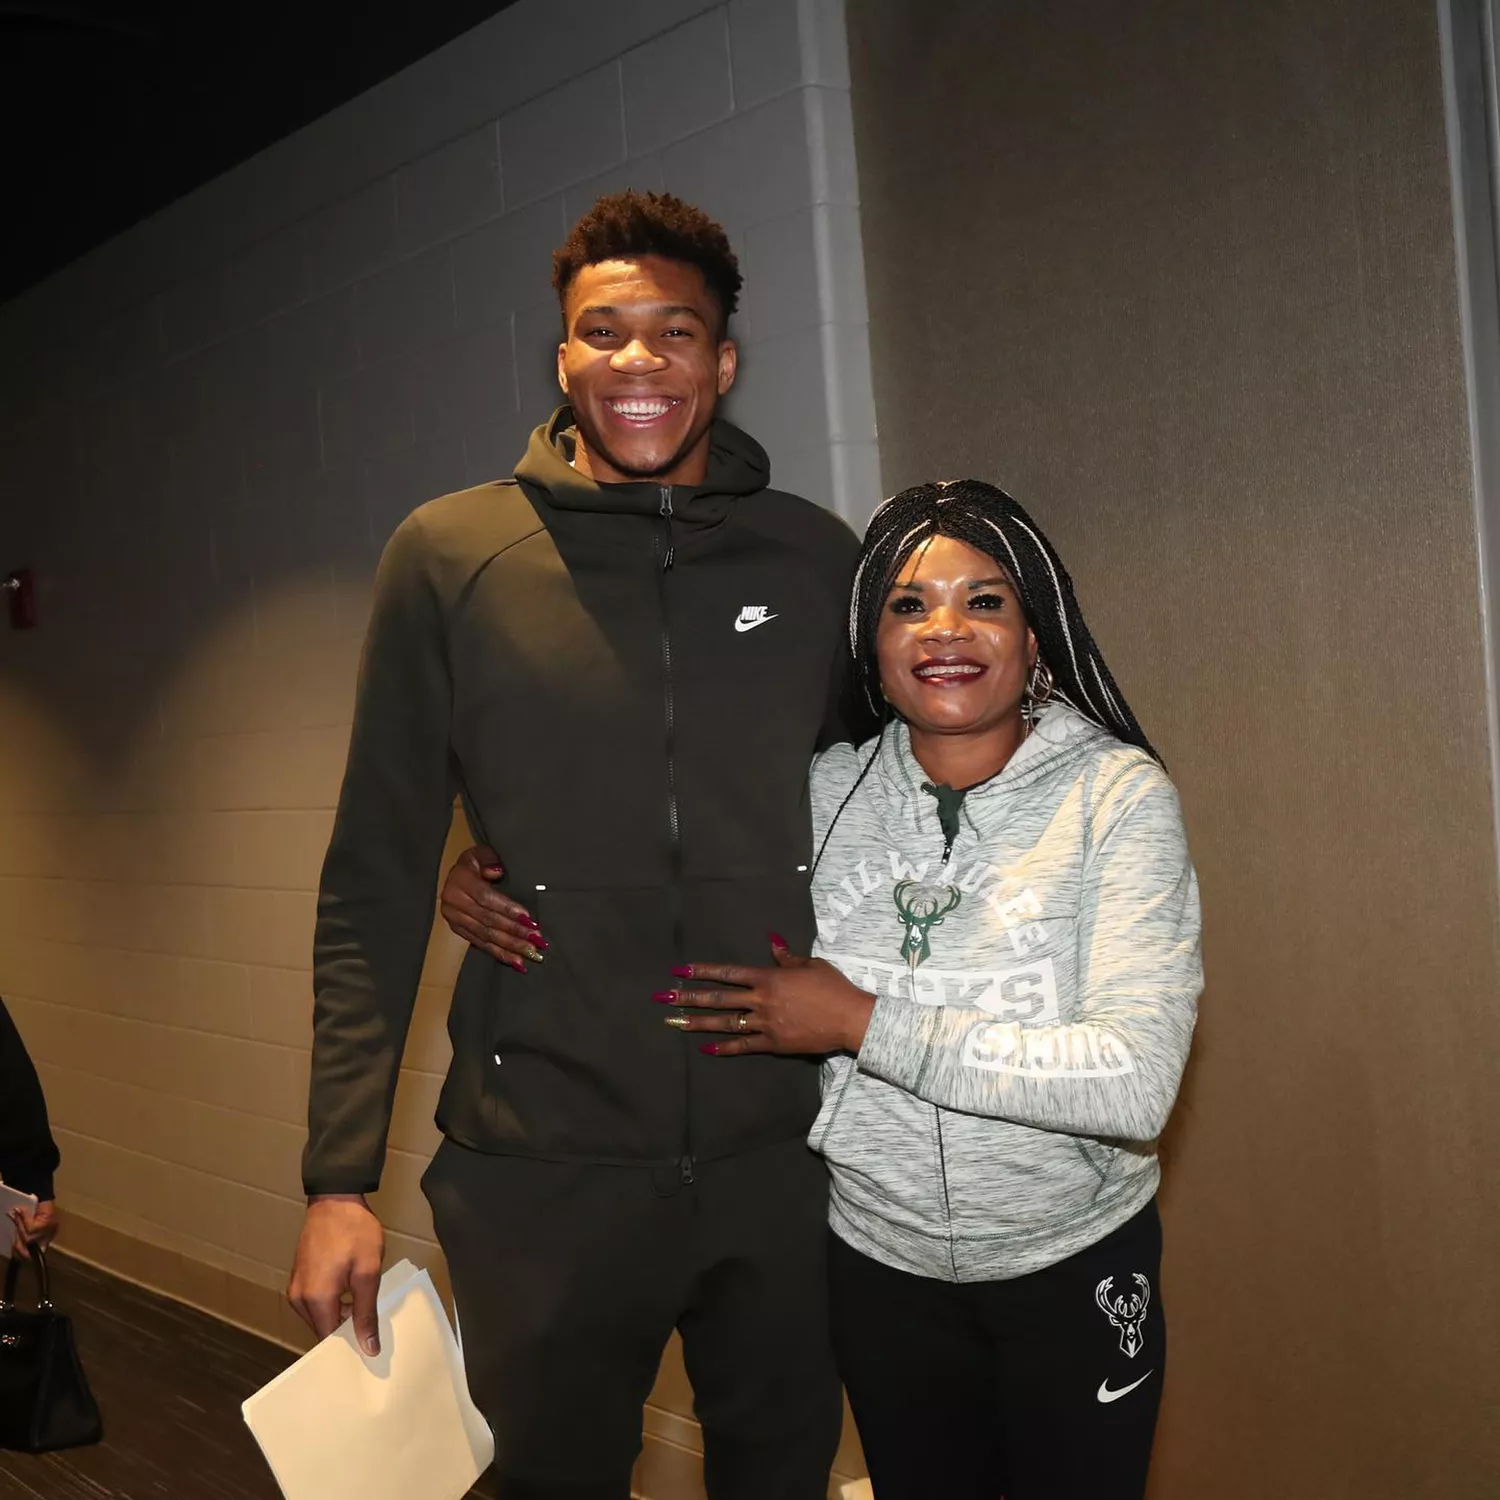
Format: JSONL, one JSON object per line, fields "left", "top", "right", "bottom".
{"left": 875, "top": 535, "right": 1038, "bottom": 743}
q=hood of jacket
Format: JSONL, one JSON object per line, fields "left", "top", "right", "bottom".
{"left": 514, "top": 405, "right": 772, "bottom": 528}
{"left": 869, "top": 703, "right": 1124, "bottom": 857}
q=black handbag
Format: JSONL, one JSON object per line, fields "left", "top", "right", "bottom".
{"left": 0, "top": 1244, "right": 103, "bottom": 1451}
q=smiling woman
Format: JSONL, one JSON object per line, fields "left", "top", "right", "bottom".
{"left": 651, "top": 479, "right": 1201, "bottom": 1500}
{"left": 875, "top": 535, "right": 1039, "bottom": 790}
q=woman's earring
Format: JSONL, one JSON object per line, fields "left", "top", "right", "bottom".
{"left": 1021, "top": 659, "right": 1054, "bottom": 728}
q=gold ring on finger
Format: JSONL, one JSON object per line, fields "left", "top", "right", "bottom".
{"left": 737, "top": 1013, "right": 749, "bottom": 1032}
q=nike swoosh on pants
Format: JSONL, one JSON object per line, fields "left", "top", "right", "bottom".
{"left": 1096, "top": 1370, "right": 1154, "bottom": 1403}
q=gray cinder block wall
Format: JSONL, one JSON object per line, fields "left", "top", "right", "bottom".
{"left": 0, "top": 2, "right": 876, "bottom": 1493}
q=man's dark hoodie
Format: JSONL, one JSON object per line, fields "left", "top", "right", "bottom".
{"left": 304, "top": 410, "right": 862, "bottom": 1194}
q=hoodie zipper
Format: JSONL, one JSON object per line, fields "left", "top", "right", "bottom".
{"left": 933, "top": 835, "right": 959, "bottom": 1276}
{"left": 655, "top": 485, "right": 694, "bottom": 1188}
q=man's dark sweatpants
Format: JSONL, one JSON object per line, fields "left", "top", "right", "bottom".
{"left": 423, "top": 1134, "right": 842, "bottom": 1499}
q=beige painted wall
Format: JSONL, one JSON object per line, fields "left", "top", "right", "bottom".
{"left": 846, "top": 1, "right": 1500, "bottom": 1495}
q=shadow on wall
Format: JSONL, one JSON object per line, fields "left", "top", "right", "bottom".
{"left": 0, "top": 360, "right": 480, "bottom": 1322}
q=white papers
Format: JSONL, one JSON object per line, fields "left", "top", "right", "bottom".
{"left": 242, "top": 1260, "right": 494, "bottom": 1500}
{"left": 0, "top": 1183, "right": 39, "bottom": 1260}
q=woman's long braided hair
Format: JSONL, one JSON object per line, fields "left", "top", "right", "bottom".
{"left": 852, "top": 478, "right": 1159, "bottom": 761}
{"left": 812, "top": 479, "right": 1158, "bottom": 878}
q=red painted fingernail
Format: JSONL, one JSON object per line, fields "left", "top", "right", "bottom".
{"left": 768, "top": 931, "right": 788, "bottom": 949}
{"left": 520, "top": 915, "right": 542, "bottom": 930}
{"left": 699, "top": 1043, "right": 720, "bottom": 1056}
{"left": 510, "top": 959, "right": 526, "bottom": 973}
{"left": 652, "top": 991, "right": 678, "bottom": 1004}
{"left": 672, "top": 965, "right": 693, "bottom": 979}
{"left": 531, "top": 937, "right": 550, "bottom": 951}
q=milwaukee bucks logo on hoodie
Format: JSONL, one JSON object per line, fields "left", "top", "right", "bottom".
{"left": 893, "top": 880, "right": 963, "bottom": 970}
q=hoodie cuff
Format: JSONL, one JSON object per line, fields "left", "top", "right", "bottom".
{"left": 857, "top": 992, "right": 943, "bottom": 1092}
{"left": 3, "top": 1142, "right": 59, "bottom": 1203}
{"left": 303, "top": 1178, "right": 379, "bottom": 1199}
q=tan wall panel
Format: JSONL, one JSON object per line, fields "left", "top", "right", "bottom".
{"left": 847, "top": 1, "right": 1500, "bottom": 1495}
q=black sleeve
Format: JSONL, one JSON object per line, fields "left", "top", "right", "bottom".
{"left": 0, "top": 999, "right": 60, "bottom": 1201}
{"left": 816, "top": 627, "right": 877, "bottom": 750}
{"left": 303, "top": 514, "right": 458, "bottom": 1196}
{"left": 815, "top": 523, "right": 877, "bottom": 750}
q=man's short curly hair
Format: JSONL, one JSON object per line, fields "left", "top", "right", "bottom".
{"left": 552, "top": 190, "right": 742, "bottom": 333}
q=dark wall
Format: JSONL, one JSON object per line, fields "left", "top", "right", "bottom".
{"left": 847, "top": 2, "right": 1500, "bottom": 1495}
{"left": 0, "top": 0, "right": 521, "bottom": 301}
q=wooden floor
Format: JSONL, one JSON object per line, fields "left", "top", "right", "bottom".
{"left": 0, "top": 1251, "right": 497, "bottom": 1499}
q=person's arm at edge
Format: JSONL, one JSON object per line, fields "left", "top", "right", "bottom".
{"left": 814, "top": 517, "right": 874, "bottom": 750}
{"left": 0, "top": 996, "right": 61, "bottom": 1257}
{"left": 0, "top": 997, "right": 60, "bottom": 1202}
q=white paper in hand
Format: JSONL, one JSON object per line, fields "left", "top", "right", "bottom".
{"left": 0, "top": 1183, "right": 39, "bottom": 1259}
{"left": 242, "top": 1260, "right": 494, "bottom": 1500}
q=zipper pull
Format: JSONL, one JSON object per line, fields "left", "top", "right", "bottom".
{"left": 679, "top": 1154, "right": 696, "bottom": 1187}
{"left": 659, "top": 485, "right": 675, "bottom": 570}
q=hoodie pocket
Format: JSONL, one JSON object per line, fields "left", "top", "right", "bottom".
{"left": 812, "top": 1066, "right": 951, "bottom": 1228}
{"left": 941, "top": 1115, "right": 1115, "bottom": 1233}
{"left": 809, "top": 1058, "right": 858, "bottom": 1152}
{"left": 479, "top": 883, "right": 683, "bottom": 1159}
{"left": 1073, "top": 1134, "right": 1114, "bottom": 1189}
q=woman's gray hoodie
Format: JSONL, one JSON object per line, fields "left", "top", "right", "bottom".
{"left": 808, "top": 704, "right": 1202, "bottom": 1282}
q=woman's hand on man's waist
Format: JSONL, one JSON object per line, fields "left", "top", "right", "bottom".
{"left": 440, "top": 844, "right": 548, "bottom": 972}
{"left": 655, "top": 938, "right": 876, "bottom": 1057}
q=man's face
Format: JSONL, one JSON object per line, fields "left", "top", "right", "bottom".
{"left": 557, "top": 254, "right": 737, "bottom": 485}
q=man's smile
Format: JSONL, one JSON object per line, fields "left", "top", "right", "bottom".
{"left": 601, "top": 395, "right": 684, "bottom": 426}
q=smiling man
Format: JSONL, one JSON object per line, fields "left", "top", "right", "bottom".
{"left": 288, "top": 193, "right": 861, "bottom": 1499}
{"left": 559, "top": 246, "right": 735, "bottom": 482}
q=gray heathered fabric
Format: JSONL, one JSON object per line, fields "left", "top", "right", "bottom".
{"left": 807, "top": 704, "right": 1202, "bottom": 1282}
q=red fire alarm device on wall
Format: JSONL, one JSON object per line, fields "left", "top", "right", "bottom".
{"left": 4, "top": 569, "right": 35, "bottom": 630}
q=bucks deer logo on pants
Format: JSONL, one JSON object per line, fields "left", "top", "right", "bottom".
{"left": 1095, "top": 1274, "right": 1151, "bottom": 1358}
{"left": 893, "top": 880, "right": 962, "bottom": 971}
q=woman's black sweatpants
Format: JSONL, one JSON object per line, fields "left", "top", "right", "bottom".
{"left": 829, "top": 1199, "right": 1165, "bottom": 1500}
